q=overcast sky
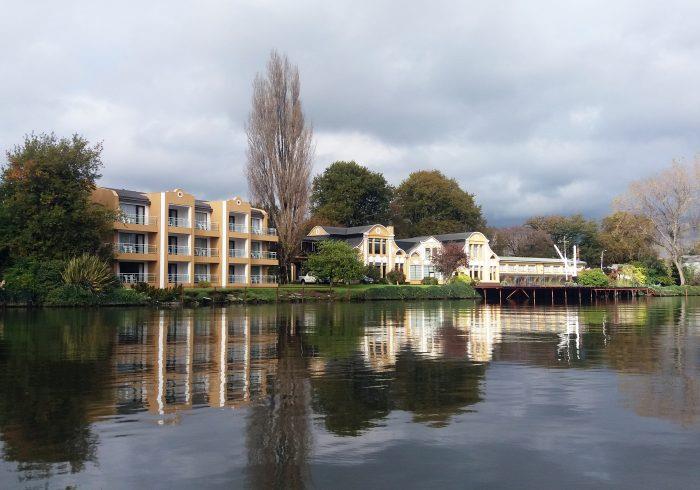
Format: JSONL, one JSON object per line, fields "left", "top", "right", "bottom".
{"left": 1, "top": 1, "right": 699, "bottom": 225}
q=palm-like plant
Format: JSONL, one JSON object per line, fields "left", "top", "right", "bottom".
{"left": 62, "top": 254, "right": 117, "bottom": 293}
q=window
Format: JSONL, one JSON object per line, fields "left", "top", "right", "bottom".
{"left": 409, "top": 265, "right": 422, "bottom": 280}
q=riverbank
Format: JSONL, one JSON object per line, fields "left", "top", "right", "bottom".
{"left": 650, "top": 285, "right": 700, "bottom": 296}
{"left": 0, "top": 283, "right": 481, "bottom": 307}
{"left": 183, "top": 282, "right": 480, "bottom": 306}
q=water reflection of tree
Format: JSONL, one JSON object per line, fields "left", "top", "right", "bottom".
{"left": 246, "top": 307, "right": 312, "bottom": 489}
{"left": 0, "top": 309, "right": 117, "bottom": 478}
{"left": 606, "top": 298, "right": 700, "bottom": 426}
{"left": 310, "top": 312, "right": 486, "bottom": 434}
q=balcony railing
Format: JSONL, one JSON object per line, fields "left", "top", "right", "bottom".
{"left": 168, "top": 273, "right": 190, "bottom": 284}
{"left": 168, "top": 245, "right": 191, "bottom": 256}
{"left": 250, "top": 250, "right": 277, "bottom": 260}
{"left": 119, "top": 214, "right": 157, "bottom": 226}
{"left": 195, "top": 221, "right": 219, "bottom": 231}
{"left": 229, "top": 223, "right": 248, "bottom": 233}
{"left": 228, "top": 274, "right": 247, "bottom": 284}
{"left": 118, "top": 273, "right": 156, "bottom": 284}
{"left": 229, "top": 249, "right": 247, "bottom": 258}
{"left": 114, "top": 243, "right": 157, "bottom": 254}
{"left": 251, "top": 275, "right": 278, "bottom": 284}
{"left": 252, "top": 227, "right": 277, "bottom": 236}
{"left": 194, "top": 274, "right": 219, "bottom": 284}
{"left": 168, "top": 217, "right": 191, "bottom": 228}
{"left": 194, "top": 247, "right": 219, "bottom": 257}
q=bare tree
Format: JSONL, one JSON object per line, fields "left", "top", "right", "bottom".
{"left": 490, "top": 226, "right": 554, "bottom": 257}
{"left": 616, "top": 159, "right": 700, "bottom": 285}
{"left": 431, "top": 242, "right": 469, "bottom": 281}
{"left": 246, "top": 50, "right": 314, "bottom": 282}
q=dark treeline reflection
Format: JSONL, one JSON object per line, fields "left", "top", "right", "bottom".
{"left": 0, "top": 298, "right": 698, "bottom": 484}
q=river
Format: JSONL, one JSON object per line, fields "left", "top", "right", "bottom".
{"left": 0, "top": 298, "right": 699, "bottom": 488}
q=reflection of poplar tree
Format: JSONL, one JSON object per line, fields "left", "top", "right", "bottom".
{"left": 246, "top": 310, "right": 311, "bottom": 489}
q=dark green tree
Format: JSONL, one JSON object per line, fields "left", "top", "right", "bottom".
{"left": 306, "top": 240, "right": 364, "bottom": 285}
{"left": 525, "top": 214, "right": 602, "bottom": 265}
{"left": 0, "top": 133, "right": 115, "bottom": 264}
{"left": 311, "top": 161, "right": 393, "bottom": 226}
{"left": 391, "top": 170, "right": 486, "bottom": 238}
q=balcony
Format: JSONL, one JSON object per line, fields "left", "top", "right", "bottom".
{"left": 229, "top": 223, "right": 248, "bottom": 233}
{"left": 229, "top": 249, "right": 247, "bottom": 258}
{"left": 251, "top": 275, "right": 278, "bottom": 284}
{"left": 252, "top": 227, "right": 277, "bottom": 236}
{"left": 168, "top": 217, "right": 191, "bottom": 228}
{"left": 168, "top": 245, "right": 191, "bottom": 256}
{"left": 250, "top": 250, "right": 277, "bottom": 260}
{"left": 114, "top": 243, "right": 157, "bottom": 255}
{"left": 228, "top": 274, "right": 247, "bottom": 284}
{"left": 194, "top": 247, "right": 219, "bottom": 257}
{"left": 118, "top": 273, "right": 156, "bottom": 284}
{"left": 118, "top": 214, "right": 158, "bottom": 226}
{"left": 194, "top": 274, "right": 219, "bottom": 284}
{"left": 168, "top": 273, "right": 190, "bottom": 284}
{"left": 195, "top": 221, "right": 219, "bottom": 232}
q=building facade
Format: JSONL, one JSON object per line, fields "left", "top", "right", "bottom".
{"left": 301, "top": 224, "right": 584, "bottom": 285}
{"left": 92, "top": 187, "right": 278, "bottom": 288}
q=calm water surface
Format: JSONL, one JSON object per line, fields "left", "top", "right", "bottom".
{"left": 1, "top": 298, "right": 699, "bottom": 489}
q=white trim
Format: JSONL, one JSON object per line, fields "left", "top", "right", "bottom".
{"left": 221, "top": 200, "right": 227, "bottom": 287}
{"left": 159, "top": 192, "right": 166, "bottom": 288}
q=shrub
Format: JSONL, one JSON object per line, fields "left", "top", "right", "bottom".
{"left": 614, "top": 264, "right": 647, "bottom": 286}
{"left": 421, "top": 277, "right": 439, "bottom": 285}
{"left": 1, "top": 257, "right": 66, "bottom": 303}
{"left": 361, "top": 282, "right": 478, "bottom": 301}
{"left": 452, "top": 274, "right": 475, "bottom": 286}
{"left": 132, "top": 282, "right": 183, "bottom": 302}
{"left": 576, "top": 269, "right": 610, "bottom": 287}
{"left": 386, "top": 269, "right": 406, "bottom": 285}
{"left": 62, "top": 254, "right": 117, "bottom": 293}
{"left": 196, "top": 281, "right": 212, "bottom": 289}
{"left": 44, "top": 284, "right": 99, "bottom": 306}
{"left": 363, "top": 265, "right": 382, "bottom": 282}
{"left": 104, "top": 288, "right": 150, "bottom": 305}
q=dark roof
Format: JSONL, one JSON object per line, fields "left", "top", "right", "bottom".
{"left": 317, "top": 225, "right": 375, "bottom": 236}
{"left": 400, "top": 232, "right": 478, "bottom": 243}
{"left": 302, "top": 235, "right": 363, "bottom": 248}
{"left": 107, "top": 188, "right": 150, "bottom": 205}
{"left": 194, "top": 199, "right": 212, "bottom": 211}
{"left": 395, "top": 240, "right": 416, "bottom": 252}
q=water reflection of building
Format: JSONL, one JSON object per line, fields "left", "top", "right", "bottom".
{"left": 357, "top": 304, "right": 588, "bottom": 367}
{"left": 113, "top": 308, "right": 279, "bottom": 419}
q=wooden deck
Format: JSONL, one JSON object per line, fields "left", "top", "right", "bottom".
{"left": 475, "top": 284, "right": 654, "bottom": 305}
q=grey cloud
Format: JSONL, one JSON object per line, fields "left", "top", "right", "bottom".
{"left": 1, "top": 0, "right": 699, "bottom": 224}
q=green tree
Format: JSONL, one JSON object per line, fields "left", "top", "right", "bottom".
{"left": 526, "top": 214, "right": 601, "bottom": 265}
{"left": 311, "top": 161, "right": 392, "bottom": 226}
{"left": 576, "top": 269, "right": 610, "bottom": 287}
{"left": 391, "top": 170, "right": 486, "bottom": 238}
{"left": 599, "top": 211, "right": 657, "bottom": 264}
{"left": 0, "top": 133, "right": 115, "bottom": 264}
{"left": 306, "top": 240, "right": 364, "bottom": 285}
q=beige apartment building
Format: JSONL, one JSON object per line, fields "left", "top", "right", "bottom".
{"left": 92, "top": 187, "right": 278, "bottom": 288}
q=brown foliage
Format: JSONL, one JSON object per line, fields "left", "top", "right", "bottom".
{"left": 430, "top": 243, "right": 469, "bottom": 280}
{"left": 246, "top": 51, "right": 314, "bottom": 281}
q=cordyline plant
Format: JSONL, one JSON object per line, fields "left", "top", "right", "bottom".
{"left": 62, "top": 254, "right": 117, "bottom": 293}
{"left": 431, "top": 243, "right": 469, "bottom": 281}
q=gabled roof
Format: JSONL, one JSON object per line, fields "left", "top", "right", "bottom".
{"left": 400, "top": 232, "right": 478, "bottom": 243}
{"left": 317, "top": 225, "right": 375, "bottom": 236}
{"left": 302, "top": 234, "right": 363, "bottom": 248}
{"left": 107, "top": 188, "right": 150, "bottom": 205}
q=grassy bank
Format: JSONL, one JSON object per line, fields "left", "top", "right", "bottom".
{"left": 183, "top": 282, "right": 480, "bottom": 305}
{"left": 651, "top": 285, "right": 700, "bottom": 297}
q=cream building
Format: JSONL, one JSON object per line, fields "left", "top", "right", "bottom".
{"left": 93, "top": 187, "right": 279, "bottom": 288}
{"left": 303, "top": 224, "right": 584, "bottom": 285}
